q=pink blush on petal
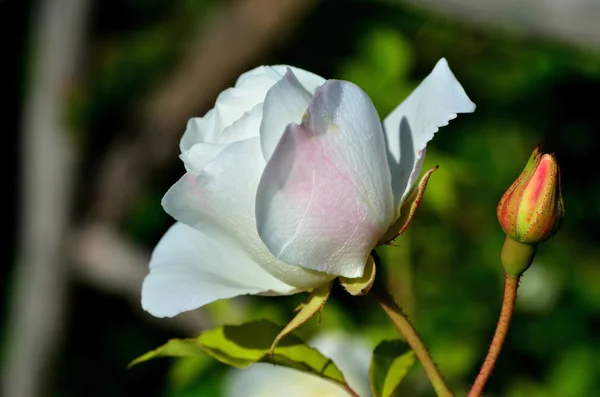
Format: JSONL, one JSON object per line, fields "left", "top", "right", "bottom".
{"left": 275, "top": 125, "right": 385, "bottom": 271}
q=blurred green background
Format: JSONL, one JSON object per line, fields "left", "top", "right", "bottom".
{"left": 3, "top": 0, "right": 600, "bottom": 396}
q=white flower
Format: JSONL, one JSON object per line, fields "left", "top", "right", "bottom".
{"left": 142, "top": 60, "right": 475, "bottom": 318}
{"left": 224, "top": 331, "right": 372, "bottom": 397}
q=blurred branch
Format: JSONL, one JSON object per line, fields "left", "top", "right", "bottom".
{"left": 90, "top": 0, "right": 316, "bottom": 224}
{"left": 3, "top": 1, "right": 90, "bottom": 397}
{"left": 399, "top": 0, "right": 600, "bottom": 49}
{"left": 69, "top": 225, "right": 213, "bottom": 334}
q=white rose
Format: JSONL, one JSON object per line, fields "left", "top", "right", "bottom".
{"left": 142, "top": 60, "right": 475, "bottom": 318}
{"left": 224, "top": 331, "right": 372, "bottom": 397}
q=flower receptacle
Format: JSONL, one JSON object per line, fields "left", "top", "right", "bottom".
{"left": 496, "top": 146, "right": 564, "bottom": 276}
{"left": 500, "top": 235, "right": 536, "bottom": 277}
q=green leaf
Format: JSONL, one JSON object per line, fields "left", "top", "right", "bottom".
{"left": 269, "top": 281, "right": 333, "bottom": 353}
{"left": 369, "top": 340, "right": 416, "bottom": 397}
{"left": 167, "top": 355, "right": 214, "bottom": 390}
{"left": 197, "top": 319, "right": 355, "bottom": 394}
{"left": 127, "top": 320, "right": 357, "bottom": 395}
{"left": 128, "top": 338, "right": 204, "bottom": 368}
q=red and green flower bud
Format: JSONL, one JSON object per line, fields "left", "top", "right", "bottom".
{"left": 496, "top": 147, "right": 564, "bottom": 276}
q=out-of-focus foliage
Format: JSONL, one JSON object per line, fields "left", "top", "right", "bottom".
{"left": 6, "top": 0, "right": 600, "bottom": 396}
{"left": 369, "top": 340, "right": 416, "bottom": 397}
{"left": 128, "top": 339, "right": 205, "bottom": 369}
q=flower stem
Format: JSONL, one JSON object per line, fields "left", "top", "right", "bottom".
{"left": 467, "top": 273, "right": 520, "bottom": 397}
{"left": 374, "top": 290, "right": 454, "bottom": 397}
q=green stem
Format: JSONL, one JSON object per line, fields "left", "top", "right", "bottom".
{"left": 374, "top": 290, "right": 454, "bottom": 397}
{"left": 467, "top": 274, "right": 519, "bottom": 397}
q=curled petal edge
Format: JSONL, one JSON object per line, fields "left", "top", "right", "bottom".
{"left": 339, "top": 256, "right": 376, "bottom": 296}
{"left": 378, "top": 166, "right": 439, "bottom": 246}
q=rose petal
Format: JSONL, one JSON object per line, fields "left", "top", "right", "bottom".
{"left": 218, "top": 103, "right": 264, "bottom": 143}
{"left": 180, "top": 109, "right": 217, "bottom": 152}
{"left": 180, "top": 66, "right": 325, "bottom": 151}
{"left": 163, "top": 137, "right": 334, "bottom": 289}
{"left": 238, "top": 65, "right": 325, "bottom": 94}
{"left": 142, "top": 222, "right": 296, "bottom": 318}
{"left": 260, "top": 69, "right": 314, "bottom": 161}
{"left": 256, "top": 80, "right": 394, "bottom": 278}
{"left": 181, "top": 103, "right": 264, "bottom": 174}
{"left": 180, "top": 142, "right": 229, "bottom": 175}
{"left": 383, "top": 58, "right": 475, "bottom": 213}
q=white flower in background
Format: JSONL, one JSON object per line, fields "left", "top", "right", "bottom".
{"left": 142, "top": 60, "right": 475, "bottom": 318}
{"left": 517, "top": 261, "right": 561, "bottom": 313}
{"left": 224, "top": 331, "right": 372, "bottom": 397}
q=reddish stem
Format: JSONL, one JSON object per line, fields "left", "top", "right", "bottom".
{"left": 468, "top": 274, "right": 520, "bottom": 397}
